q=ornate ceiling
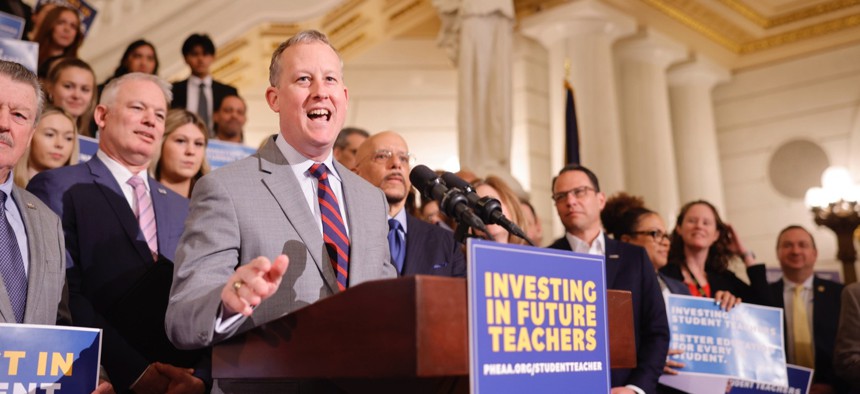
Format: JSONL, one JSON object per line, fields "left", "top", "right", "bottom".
{"left": 520, "top": 0, "right": 860, "bottom": 69}
{"left": 78, "top": 0, "right": 860, "bottom": 84}
{"left": 288, "top": 0, "right": 860, "bottom": 71}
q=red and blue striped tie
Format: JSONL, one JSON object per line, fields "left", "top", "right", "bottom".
{"left": 309, "top": 163, "right": 349, "bottom": 291}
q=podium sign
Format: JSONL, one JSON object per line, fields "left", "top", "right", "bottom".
{"left": 467, "top": 239, "right": 610, "bottom": 393}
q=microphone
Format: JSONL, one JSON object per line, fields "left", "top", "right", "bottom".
{"left": 441, "top": 172, "right": 533, "bottom": 246}
{"left": 409, "top": 165, "right": 488, "bottom": 233}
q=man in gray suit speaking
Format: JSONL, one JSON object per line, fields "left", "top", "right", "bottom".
{"left": 165, "top": 29, "right": 395, "bottom": 383}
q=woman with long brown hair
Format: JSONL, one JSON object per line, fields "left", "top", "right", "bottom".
{"left": 33, "top": 6, "right": 83, "bottom": 75}
{"left": 660, "top": 200, "right": 772, "bottom": 306}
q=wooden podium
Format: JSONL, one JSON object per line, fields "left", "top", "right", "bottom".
{"left": 212, "top": 276, "right": 635, "bottom": 391}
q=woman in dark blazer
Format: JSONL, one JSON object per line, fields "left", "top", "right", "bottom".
{"left": 660, "top": 200, "right": 772, "bottom": 307}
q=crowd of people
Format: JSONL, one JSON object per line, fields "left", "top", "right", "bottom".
{"left": 0, "top": 7, "right": 858, "bottom": 393}
{"left": 2, "top": 2, "right": 250, "bottom": 196}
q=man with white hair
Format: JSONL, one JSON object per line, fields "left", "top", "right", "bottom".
{"left": 29, "top": 72, "right": 207, "bottom": 394}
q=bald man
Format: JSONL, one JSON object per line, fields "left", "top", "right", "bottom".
{"left": 354, "top": 131, "right": 465, "bottom": 277}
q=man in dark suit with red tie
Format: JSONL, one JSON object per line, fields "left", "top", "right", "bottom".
{"left": 353, "top": 131, "right": 466, "bottom": 277}
{"left": 28, "top": 72, "right": 207, "bottom": 394}
{"left": 548, "top": 164, "right": 669, "bottom": 394}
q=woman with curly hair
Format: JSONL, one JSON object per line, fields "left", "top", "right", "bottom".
{"left": 659, "top": 200, "right": 772, "bottom": 306}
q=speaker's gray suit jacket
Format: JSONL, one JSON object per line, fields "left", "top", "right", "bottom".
{"left": 166, "top": 135, "right": 396, "bottom": 348}
{"left": 0, "top": 186, "right": 69, "bottom": 325}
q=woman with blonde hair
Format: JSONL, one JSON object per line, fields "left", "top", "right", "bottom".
{"left": 150, "top": 109, "right": 210, "bottom": 197}
{"left": 44, "top": 58, "right": 96, "bottom": 137}
{"left": 14, "top": 107, "right": 79, "bottom": 188}
{"left": 471, "top": 175, "right": 531, "bottom": 245}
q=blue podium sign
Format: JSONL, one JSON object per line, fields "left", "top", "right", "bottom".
{"left": 467, "top": 239, "right": 610, "bottom": 393}
{"left": 660, "top": 294, "right": 787, "bottom": 390}
{"left": 0, "top": 323, "right": 101, "bottom": 393}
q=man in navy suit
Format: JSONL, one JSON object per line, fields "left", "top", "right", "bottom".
{"left": 171, "top": 33, "right": 238, "bottom": 134}
{"left": 28, "top": 73, "right": 207, "bottom": 394}
{"left": 770, "top": 225, "right": 846, "bottom": 393}
{"left": 353, "top": 131, "right": 465, "bottom": 277}
{"left": 548, "top": 164, "right": 668, "bottom": 394}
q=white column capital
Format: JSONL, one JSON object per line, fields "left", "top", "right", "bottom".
{"left": 616, "top": 30, "right": 688, "bottom": 70}
{"left": 668, "top": 55, "right": 731, "bottom": 89}
{"left": 520, "top": 0, "right": 637, "bottom": 48}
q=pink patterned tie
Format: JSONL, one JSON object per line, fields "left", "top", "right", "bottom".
{"left": 127, "top": 176, "right": 158, "bottom": 261}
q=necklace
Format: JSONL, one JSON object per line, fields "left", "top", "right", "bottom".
{"left": 682, "top": 265, "right": 711, "bottom": 298}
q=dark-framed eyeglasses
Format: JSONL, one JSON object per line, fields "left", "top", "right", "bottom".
{"left": 551, "top": 186, "right": 595, "bottom": 203}
{"left": 632, "top": 230, "right": 671, "bottom": 243}
{"left": 371, "top": 149, "right": 415, "bottom": 165}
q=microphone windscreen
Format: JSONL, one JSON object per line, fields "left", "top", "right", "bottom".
{"left": 441, "top": 172, "right": 470, "bottom": 191}
{"left": 409, "top": 165, "right": 440, "bottom": 198}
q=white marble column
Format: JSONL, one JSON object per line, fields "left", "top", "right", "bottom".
{"left": 520, "top": 0, "right": 636, "bottom": 196}
{"left": 668, "top": 56, "right": 731, "bottom": 213}
{"left": 434, "top": 0, "right": 516, "bottom": 177}
{"left": 615, "top": 30, "right": 687, "bottom": 221}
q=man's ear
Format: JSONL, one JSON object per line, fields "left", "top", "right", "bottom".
{"left": 94, "top": 104, "right": 108, "bottom": 129}
{"left": 265, "top": 86, "right": 279, "bottom": 112}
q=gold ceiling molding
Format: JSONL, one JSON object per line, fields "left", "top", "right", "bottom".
{"left": 387, "top": 0, "right": 424, "bottom": 23}
{"left": 643, "top": 0, "right": 860, "bottom": 54}
{"left": 719, "top": 0, "right": 860, "bottom": 28}
{"left": 260, "top": 23, "right": 303, "bottom": 37}
{"left": 740, "top": 12, "right": 860, "bottom": 53}
{"left": 323, "top": 0, "right": 365, "bottom": 26}
{"left": 514, "top": 0, "right": 568, "bottom": 19}
{"left": 640, "top": 0, "right": 747, "bottom": 52}
{"left": 338, "top": 32, "right": 369, "bottom": 54}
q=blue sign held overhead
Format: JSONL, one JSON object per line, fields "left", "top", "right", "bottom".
{"left": 468, "top": 239, "right": 610, "bottom": 394}
{"left": 0, "top": 38, "right": 37, "bottom": 73}
{"left": 0, "top": 11, "right": 25, "bottom": 40}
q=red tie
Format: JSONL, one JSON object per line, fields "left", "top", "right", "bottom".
{"left": 309, "top": 163, "right": 349, "bottom": 291}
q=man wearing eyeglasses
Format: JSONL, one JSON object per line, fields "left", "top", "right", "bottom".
{"left": 548, "top": 164, "right": 669, "bottom": 394}
{"left": 353, "top": 131, "right": 465, "bottom": 278}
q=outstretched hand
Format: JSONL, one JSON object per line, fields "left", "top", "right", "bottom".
{"left": 221, "top": 255, "right": 289, "bottom": 316}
